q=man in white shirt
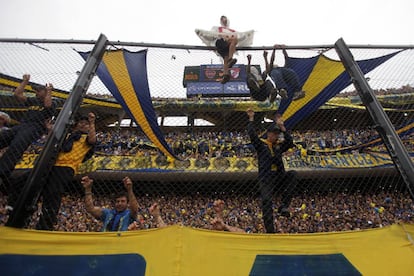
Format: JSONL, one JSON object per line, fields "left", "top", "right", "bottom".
{"left": 211, "top": 15, "right": 238, "bottom": 84}
{"left": 195, "top": 16, "right": 254, "bottom": 84}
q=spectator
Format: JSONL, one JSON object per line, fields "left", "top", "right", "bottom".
{"left": 246, "top": 54, "right": 278, "bottom": 103}
{"left": 0, "top": 191, "right": 412, "bottom": 233}
{"left": 149, "top": 202, "right": 167, "bottom": 228}
{"left": 246, "top": 109, "right": 298, "bottom": 233}
{"left": 39, "top": 113, "right": 96, "bottom": 230}
{"left": 7, "top": 113, "right": 96, "bottom": 230}
{"left": 0, "top": 111, "right": 10, "bottom": 160}
{"left": 211, "top": 199, "right": 245, "bottom": 233}
{"left": 81, "top": 176, "right": 139, "bottom": 232}
{"left": 196, "top": 15, "right": 253, "bottom": 84}
{"left": 128, "top": 202, "right": 167, "bottom": 230}
{"left": 265, "top": 44, "right": 305, "bottom": 101}
{"left": 0, "top": 74, "right": 56, "bottom": 183}
{"left": 211, "top": 15, "right": 238, "bottom": 84}
{"left": 0, "top": 111, "right": 10, "bottom": 131}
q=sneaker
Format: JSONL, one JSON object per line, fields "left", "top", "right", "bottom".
{"left": 250, "top": 66, "right": 263, "bottom": 82}
{"left": 247, "top": 77, "right": 260, "bottom": 93}
{"left": 278, "top": 88, "right": 288, "bottom": 100}
{"left": 227, "top": 58, "right": 237, "bottom": 68}
{"left": 220, "top": 74, "right": 231, "bottom": 84}
{"left": 269, "top": 88, "right": 278, "bottom": 103}
{"left": 292, "top": 90, "right": 305, "bottom": 101}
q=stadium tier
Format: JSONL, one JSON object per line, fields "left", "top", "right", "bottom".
{"left": 0, "top": 39, "right": 413, "bottom": 275}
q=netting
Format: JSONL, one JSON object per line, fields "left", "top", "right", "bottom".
{"left": 0, "top": 39, "right": 413, "bottom": 233}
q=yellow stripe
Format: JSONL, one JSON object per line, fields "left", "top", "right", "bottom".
{"left": 102, "top": 51, "right": 174, "bottom": 159}
{"left": 283, "top": 56, "right": 345, "bottom": 121}
{"left": 0, "top": 77, "right": 120, "bottom": 109}
{"left": 327, "top": 96, "right": 353, "bottom": 105}
{"left": 326, "top": 102, "right": 414, "bottom": 112}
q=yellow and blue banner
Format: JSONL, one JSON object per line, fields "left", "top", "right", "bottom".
{"left": 280, "top": 51, "right": 404, "bottom": 128}
{"left": 78, "top": 49, "right": 177, "bottom": 160}
{"left": 0, "top": 224, "right": 413, "bottom": 275}
{"left": 0, "top": 73, "right": 121, "bottom": 110}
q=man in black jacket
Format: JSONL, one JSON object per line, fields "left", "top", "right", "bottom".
{"left": 0, "top": 74, "right": 56, "bottom": 182}
{"left": 246, "top": 109, "right": 297, "bottom": 233}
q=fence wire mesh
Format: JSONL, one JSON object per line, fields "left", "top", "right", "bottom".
{"left": 0, "top": 40, "right": 413, "bottom": 233}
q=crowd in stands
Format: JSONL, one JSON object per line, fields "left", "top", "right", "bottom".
{"left": 0, "top": 191, "right": 412, "bottom": 233}
{"left": 3, "top": 81, "right": 413, "bottom": 159}
{"left": 23, "top": 127, "right": 412, "bottom": 159}
{"left": 85, "top": 85, "right": 414, "bottom": 100}
{"left": 1, "top": 84, "right": 413, "bottom": 233}
{"left": 335, "top": 85, "right": 414, "bottom": 98}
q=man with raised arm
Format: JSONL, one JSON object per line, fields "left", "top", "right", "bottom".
{"left": 6, "top": 113, "right": 97, "bottom": 230}
{"left": 81, "top": 176, "right": 139, "bottom": 232}
{"left": 246, "top": 109, "right": 298, "bottom": 233}
{"left": 196, "top": 16, "right": 254, "bottom": 84}
{"left": 0, "top": 74, "right": 56, "bottom": 183}
{"left": 265, "top": 44, "right": 306, "bottom": 101}
{"left": 210, "top": 199, "right": 245, "bottom": 233}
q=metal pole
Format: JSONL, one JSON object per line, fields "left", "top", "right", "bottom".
{"left": 6, "top": 34, "right": 108, "bottom": 228}
{"left": 0, "top": 37, "right": 413, "bottom": 50}
{"left": 334, "top": 37, "right": 414, "bottom": 199}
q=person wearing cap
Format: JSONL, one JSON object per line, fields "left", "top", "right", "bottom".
{"left": 246, "top": 109, "right": 297, "bottom": 233}
{"left": 6, "top": 113, "right": 96, "bottom": 230}
{"left": 0, "top": 74, "right": 56, "bottom": 183}
{"left": 36, "top": 112, "right": 96, "bottom": 230}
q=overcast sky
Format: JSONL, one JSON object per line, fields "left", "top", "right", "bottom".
{"left": 1, "top": 0, "right": 413, "bottom": 46}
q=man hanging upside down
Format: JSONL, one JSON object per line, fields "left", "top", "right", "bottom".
{"left": 265, "top": 44, "right": 306, "bottom": 101}
{"left": 246, "top": 45, "right": 306, "bottom": 103}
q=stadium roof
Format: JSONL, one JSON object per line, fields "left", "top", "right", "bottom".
{"left": 1, "top": 73, "right": 413, "bottom": 131}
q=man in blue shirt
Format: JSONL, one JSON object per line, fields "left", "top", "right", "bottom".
{"left": 81, "top": 176, "right": 139, "bottom": 232}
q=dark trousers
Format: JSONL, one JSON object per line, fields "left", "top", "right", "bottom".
{"left": 259, "top": 170, "right": 298, "bottom": 233}
{"left": 215, "top": 38, "right": 229, "bottom": 58}
{"left": 37, "top": 166, "right": 74, "bottom": 230}
{"left": 0, "top": 124, "right": 43, "bottom": 179}
{"left": 7, "top": 166, "right": 74, "bottom": 230}
{"left": 270, "top": 68, "right": 301, "bottom": 93}
{"left": 249, "top": 79, "right": 274, "bottom": 102}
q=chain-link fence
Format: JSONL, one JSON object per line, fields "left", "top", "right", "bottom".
{"left": 0, "top": 39, "right": 413, "bottom": 233}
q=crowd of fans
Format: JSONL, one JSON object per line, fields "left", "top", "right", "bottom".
{"left": 86, "top": 85, "right": 414, "bottom": 100}
{"left": 33, "top": 127, "right": 410, "bottom": 159}
{"left": 335, "top": 85, "right": 414, "bottom": 98}
{"left": 1, "top": 190, "right": 412, "bottom": 233}
{"left": 1, "top": 85, "right": 413, "bottom": 233}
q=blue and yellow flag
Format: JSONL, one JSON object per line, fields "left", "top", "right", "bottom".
{"left": 280, "top": 51, "right": 403, "bottom": 128}
{"left": 78, "top": 49, "right": 177, "bottom": 160}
